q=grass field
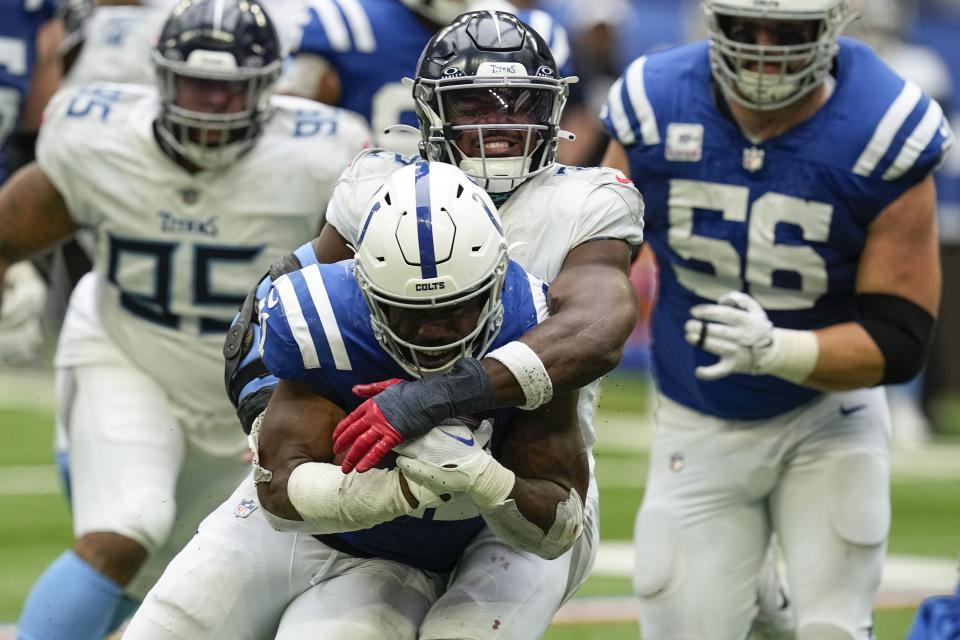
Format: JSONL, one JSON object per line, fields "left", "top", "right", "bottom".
{"left": 1, "top": 370, "right": 957, "bottom": 638}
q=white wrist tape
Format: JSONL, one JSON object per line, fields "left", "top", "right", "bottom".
{"left": 481, "top": 489, "right": 584, "bottom": 560}
{"left": 471, "top": 457, "right": 516, "bottom": 510}
{"left": 287, "top": 463, "right": 411, "bottom": 534}
{"left": 761, "top": 328, "right": 820, "bottom": 384}
{"left": 485, "top": 341, "right": 553, "bottom": 410}
{"left": 247, "top": 412, "right": 273, "bottom": 484}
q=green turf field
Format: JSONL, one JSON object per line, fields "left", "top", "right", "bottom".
{"left": 1, "top": 371, "right": 957, "bottom": 638}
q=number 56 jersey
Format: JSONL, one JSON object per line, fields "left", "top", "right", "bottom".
{"left": 602, "top": 38, "right": 954, "bottom": 420}
{"left": 37, "top": 82, "right": 370, "bottom": 453}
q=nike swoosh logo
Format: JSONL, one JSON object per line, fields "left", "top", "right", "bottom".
{"left": 439, "top": 429, "right": 474, "bottom": 446}
{"left": 840, "top": 404, "right": 867, "bottom": 416}
{"left": 267, "top": 289, "right": 279, "bottom": 308}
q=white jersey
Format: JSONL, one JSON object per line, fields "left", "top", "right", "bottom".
{"left": 60, "top": 5, "right": 167, "bottom": 89}
{"left": 326, "top": 150, "right": 645, "bottom": 448}
{"left": 38, "top": 83, "right": 370, "bottom": 451}
{"left": 61, "top": 1, "right": 306, "bottom": 90}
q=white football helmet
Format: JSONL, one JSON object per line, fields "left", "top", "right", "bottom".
{"left": 354, "top": 161, "right": 508, "bottom": 377}
{"left": 703, "top": 0, "right": 851, "bottom": 110}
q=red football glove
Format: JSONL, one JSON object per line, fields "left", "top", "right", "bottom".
{"left": 332, "top": 379, "right": 405, "bottom": 473}
{"left": 350, "top": 378, "right": 404, "bottom": 399}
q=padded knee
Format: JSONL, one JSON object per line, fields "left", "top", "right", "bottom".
{"left": 797, "top": 622, "right": 858, "bottom": 640}
{"left": 633, "top": 506, "right": 680, "bottom": 599}
{"left": 119, "top": 486, "right": 178, "bottom": 553}
{"left": 827, "top": 453, "right": 889, "bottom": 547}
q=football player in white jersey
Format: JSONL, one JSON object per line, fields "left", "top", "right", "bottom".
{"left": 600, "top": 0, "right": 953, "bottom": 638}
{"left": 207, "top": 12, "right": 643, "bottom": 638}
{"left": 0, "top": 0, "right": 370, "bottom": 638}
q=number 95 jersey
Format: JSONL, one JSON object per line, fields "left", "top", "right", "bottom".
{"left": 37, "top": 83, "right": 370, "bottom": 451}
{"left": 602, "top": 39, "right": 954, "bottom": 420}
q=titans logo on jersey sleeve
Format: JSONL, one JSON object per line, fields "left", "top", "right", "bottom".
{"left": 601, "top": 39, "right": 953, "bottom": 420}
{"left": 257, "top": 255, "right": 548, "bottom": 570}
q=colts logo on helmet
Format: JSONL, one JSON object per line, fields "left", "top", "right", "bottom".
{"left": 415, "top": 282, "right": 446, "bottom": 292}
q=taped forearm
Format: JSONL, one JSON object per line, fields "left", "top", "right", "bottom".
{"left": 283, "top": 462, "right": 411, "bottom": 534}
{"left": 481, "top": 489, "right": 585, "bottom": 560}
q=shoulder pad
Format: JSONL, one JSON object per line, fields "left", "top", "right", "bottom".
{"left": 268, "top": 251, "right": 303, "bottom": 281}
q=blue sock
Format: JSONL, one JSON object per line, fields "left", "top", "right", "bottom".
{"left": 17, "top": 550, "right": 124, "bottom": 640}
{"left": 54, "top": 451, "right": 71, "bottom": 508}
{"left": 107, "top": 594, "right": 140, "bottom": 634}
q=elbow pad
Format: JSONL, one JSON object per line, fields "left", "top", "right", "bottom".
{"left": 856, "top": 293, "right": 935, "bottom": 385}
{"left": 481, "top": 489, "right": 584, "bottom": 560}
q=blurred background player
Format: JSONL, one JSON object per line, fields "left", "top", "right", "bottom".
{"left": 0, "top": 0, "right": 62, "bottom": 367}
{"left": 125, "top": 161, "right": 590, "bottom": 639}
{"left": 602, "top": 1, "right": 952, "bottom": 639}
{"left": 2, "top": 0, "right": 370, "bottom": 637}
{"left": 277, "top": 0, "right": 577, "bottom": 154}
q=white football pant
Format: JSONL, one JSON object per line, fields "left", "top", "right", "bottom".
{"left": 635, "top": 388, "right": 890, "bottom": 640}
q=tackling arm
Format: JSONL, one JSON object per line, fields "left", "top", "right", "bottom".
{"left": 0, "top": 164, "right": 78, "bottom": 306}
{"left": 396, "top": 391, "right": 589, "bottom": 559}
{"left": 484, "top": 238, "right": 638, "bottom": 406}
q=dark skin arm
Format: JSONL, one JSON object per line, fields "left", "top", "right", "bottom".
{"left": 255, "top": 379, "right": 343, "bottom": 520}
{"left": 256, "top": 379, "right": 420, "bottom": 519}
{"left": 0, "top": 163, "right": 78, "bottom": 305}
{"left": 487, "top": 238, "right": 638, "bottom": 407}
{"left": 496, "top": 389, "right": 588, "bottom": 531}
{"left": 314, "top": 225, "right": 639, "bottom": 407}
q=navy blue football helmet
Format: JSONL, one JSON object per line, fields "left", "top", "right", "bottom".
{"left": 153, "top": 0, "right": 282, "bottom": 169}
{"left": 413, "top": 10, "right": 571, "bottom": 194}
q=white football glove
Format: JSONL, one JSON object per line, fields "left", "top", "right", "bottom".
{"left": 684, "top": 291, "right": 818, "bottom": 383}
{"left": 0, "top": 263, "right": 47, "bottom": 364}
{"left": 395, "top": 419, "right": 515, "bottom": 510}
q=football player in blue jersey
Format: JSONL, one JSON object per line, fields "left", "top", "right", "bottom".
{"left": 278, "top": 0, "right": 574, "bottom": 152}
{"left": 600, "top": 0, "right": 954, "bottom": 638}
{"left": 124, "top": 161, "right": 590, "bottom": 639}
{"left": 205, "top": 10, "right": 640, "bottom": 638}
{"left": 0, "top": 0, "right": 62, "bottom": 365}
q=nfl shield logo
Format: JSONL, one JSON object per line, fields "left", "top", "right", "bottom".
{"left": 742, "top": 147, "right": 765, "bottom": 173}
{"left": 233, "top": 498, "right": 257, "bottom": 518}
{"left": 180, "top": 188, "right": 199, "bottom": 205}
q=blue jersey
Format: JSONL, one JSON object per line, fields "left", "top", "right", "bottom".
{"left": 0, "top": 0, "right": 58, "bottom": 182}
{"left": 294, "top": 0, "right": 573, "bottom": 140}
{"left": 602, "top": 39, "right": 953, "bottom": 420}
{"left": 256, "top": 249, "right": 548, "bottom": 571}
